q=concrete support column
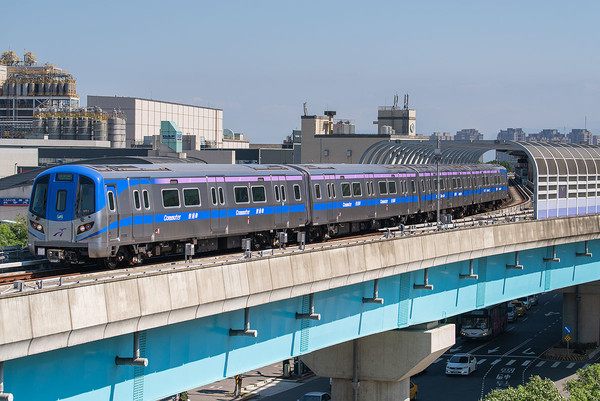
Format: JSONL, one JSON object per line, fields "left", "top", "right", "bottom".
{"left": 561, "top": 282, "right": 600, "bottom": 345}
{"left": 301, "top": 323, "right": 455, "bottom": 401}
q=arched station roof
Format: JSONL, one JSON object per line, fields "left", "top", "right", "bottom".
{"left": 359, "top": 140, "right": 600, "bottom": 220}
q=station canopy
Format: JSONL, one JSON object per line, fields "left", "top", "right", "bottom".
{"left": 359, "top": 140, "right": 600, "bottom": 220}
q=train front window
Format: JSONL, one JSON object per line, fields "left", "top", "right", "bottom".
{"left": 76, "top": 175, "right": 96, "bottom": 217}
{"left": 56, "top": 190, "right": 67, "bottom": 212}
{"left": 30, "top": 175, "right": 49, "bottom": 217}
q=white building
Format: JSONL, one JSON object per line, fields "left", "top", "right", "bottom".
{"left": 87, "top": 96, "right": 246, "bottom": 150}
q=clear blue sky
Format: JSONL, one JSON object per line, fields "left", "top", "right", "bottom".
{"left": 4, "top": 0, "right": 600, "bottom": 143}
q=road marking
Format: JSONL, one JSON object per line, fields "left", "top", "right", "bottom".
{"left": 583, "top": 364, "right": 591, "bottom": 369}
{"left": 433, "top": 358, "right": 442, "bottom": 364}
{"left": 543, "top": 301, "right": 549, "bottom": 306}
{"left": 522, "top": 317, "right": 528, "bottom": 322}
{"left": 551, "top": 362, "right": 561, "bottom": 368}
{"left": 468, "top": 342, "right": 493, "bottom": 354}
{"left": 490, "top": 359, "right": 502, "bottom": 365}
{"left": 522, "top": 348, "right": 536, "bottom": 356}
{"left": 536, "top": 361, "right": 546, "bottom": 367}
{"left": 504, "top": 338, "right": 532, "bottom": 356}
{"left": 507, "top": 326, "right": 514, "bottom": 331}
{"left": 450, "top": 346, "right": 463, "bottom": 352}
{"left": 477, "top": 359, "right": 487, "bottom": 365}
{"left": 522, "top": 360, "right": 532, "bottom": 366}
{"left": 487, "top": 347, "right": 500, "bottom": 354}
{"left": 567, "top": 363, "right": 576, "bottom": 369}
{"left": 506, "top": 360, "right": 516, "bottom": 366}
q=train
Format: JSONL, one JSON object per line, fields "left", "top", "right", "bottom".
{"left": 27, "top": 162, "right": 508, "bottom": 268}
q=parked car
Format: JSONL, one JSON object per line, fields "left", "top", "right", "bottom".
{"left": 445, "top": 353, "right": 478, "bottom": 375}
{"left": 507, "top": 303, "right": 517, "bottom": 322}
{"left": 529, "top": 294, "right": 539, "bottom": 306}
{"left": 410, "top": 380, "right": 418, "bottom": 399}
{"left": 510, "top": 300, "right": 527, "bottom": 317}
{"left": 298, "top": 392, "right": 331, "bottom": 401}
{"left": 518, "top": 297, "right": 532, "bottom": 310}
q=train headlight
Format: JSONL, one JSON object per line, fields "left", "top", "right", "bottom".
{"left": 30, "top": 220, "right": 44, "bottom": 234}
{"left": 77, "top": 222, "right": 94, "bottom": 234}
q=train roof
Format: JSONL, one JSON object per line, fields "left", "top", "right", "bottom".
{"left": 33, "top": 162, "right": 507, "bottom": 182}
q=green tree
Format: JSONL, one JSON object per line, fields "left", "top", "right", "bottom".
{"left": 565, "top": 363, "right": 600, "bottom": 401}
{"left": 0, "top": 215, "right": 28, "bottom": 249}
{"left": 482, "top": 375, "right": 564, "bottom": 401}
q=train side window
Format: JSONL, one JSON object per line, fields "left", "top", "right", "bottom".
{"left": 107, "top": 190, "right": 116, "bottom": 212}
{"left": 331, "top": 183, "right": 336, "bottom": 198}
{"left": 274, "top": 185, "right": 280, "bottom": 202}
{"left": 281, "top": 185, "right": 286, "bottom": 201}
{"left": 293, "top": 184, "right": 301, "bottom": 201}
{"left": 183, "top": 188, "right": 200, "bottom": 206}
{"left": 379, "top": 181, "right": 387, "bottom": 195}
{"left": 420, "top": 180, "right": 425, "bottom": 192}
{"left": 234, "top": 186, "right": 250, "bottom": 204}
{"left": 341, "top": 182, "right": 351, "bottom": 197}
{"left": 218, "top": 187, "right": 225, "bottom": 204}
{"left": 370, "top": 181, "right": 374, "bottom": 196}
{"left": 410, "top": 180, "right": 416, "bottom": 193}
{"left": 142, "top": 190, "right": 150, "bottom": 209}
{"left": 452, "top": 178, "right": 457, "bottom": 189}
{"left": 56, "top": 190, "right": 67, "bottom": 212}
{"left": 162, "top": 189, "right": 180, "bottom": 208}
{"left": 440, "top": 179, "right": 445, "bottom": 191}
{"left": 133, "top": 190, "right": 141, "bottom": 210}
{"left": 388, "top": 181, "right": 397, "bottom": 194}
{"left": 211, "top": 188, "right": 217, "bottom": 205}
{"left": 251, "top": 186, "right": 266, "bottom": 202}
{"left": 352, "top": 182, "right": 362, "bottom": 196}
{"left": 315, "top": 183, "right": 322, "bottom": 199}
{"left": 326, "top": 183, "right": 332, "bottom": 198}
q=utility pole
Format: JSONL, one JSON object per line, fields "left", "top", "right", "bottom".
{"left": 435, "top": 137, "right": 441, "bottom": 228}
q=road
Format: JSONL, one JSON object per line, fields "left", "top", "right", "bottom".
{"left": 413, "top": 292, "right": 594, "bottom": 400}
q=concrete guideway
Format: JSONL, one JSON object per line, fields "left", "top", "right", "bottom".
{"left": 1, "top": 214, "right": 600, "bottom": 362}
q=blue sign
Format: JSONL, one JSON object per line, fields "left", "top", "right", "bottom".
{"left": 0, "top": 198, "right": 29, "bottom": 206}
{"left": 564, "top": 325, "right": 572, "bottom": 334}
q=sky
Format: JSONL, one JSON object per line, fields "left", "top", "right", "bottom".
{"left": 3, "top": 1, "right": 600, "bottom": 143}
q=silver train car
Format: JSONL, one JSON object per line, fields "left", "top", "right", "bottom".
{"left": 27, "top": 163, "right": 508, "bottom": 267}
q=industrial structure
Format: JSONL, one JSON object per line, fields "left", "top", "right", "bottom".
{"left": 0, "top": 52, "right": 79, "bottom": 137}
{"left": 31, "top": 106, "right": 126, "bottom": 147}
{"left": 87, "top": 96, "right": 249, "bottom": 150}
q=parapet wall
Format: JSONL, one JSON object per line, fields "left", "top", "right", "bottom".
{"left": 1, "top": 215, "right": 599, "bottom": 361}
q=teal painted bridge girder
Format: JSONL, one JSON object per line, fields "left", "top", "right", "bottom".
{"left": 5, "top": 240, "right": 600, "bottom": 400}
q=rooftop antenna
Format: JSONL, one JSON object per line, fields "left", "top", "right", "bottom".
{"left": 393, "top": 94, "right": 399, "bottom": 109}
{"left": 404, "top": 94, "right": 409, "bottom": 109}
{"left": 303, "top": 102, "right": 307, "bottom": 116}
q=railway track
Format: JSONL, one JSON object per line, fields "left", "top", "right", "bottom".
{"left": 1, "top": 181, "right": 534, "bottom": 294}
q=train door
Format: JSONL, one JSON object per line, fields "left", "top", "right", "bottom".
{"left": 208, "top": 178, "right": 227, "bottom": 234}
{"left": 324, "top": 174, "right": 337, "bottom": 222}
{"left": 46, "top": 173, "right": 77, "bottom": 241}
{"left": 272, "top": 176, "right": 288, "bottom": 228}
{"left": 105, "top": 185, "right": 119, "bottom": 241}
{"left": 366, "top": 174, "right": 376, "bottom": 219}
{"left": 131, "top": 182, "right": 152, "bottom": 241}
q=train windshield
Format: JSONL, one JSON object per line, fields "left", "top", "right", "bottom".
{"left": 30, "top": 175, "right": 50, "bottom": 217}
{"left": 76, "top": 175, "right": 96, "bottom": 217}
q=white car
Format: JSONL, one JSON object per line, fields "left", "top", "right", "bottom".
{"left": 298, "top": 392, "right": 332, "bottom": 401}
{"left": 445, "top": 353, "right": 477, "bottom": 375}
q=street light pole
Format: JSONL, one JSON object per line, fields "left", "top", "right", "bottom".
{"left": 435, "top": 137, "right": 441, "bottom": 227}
